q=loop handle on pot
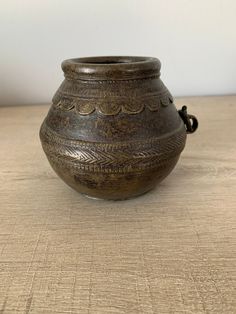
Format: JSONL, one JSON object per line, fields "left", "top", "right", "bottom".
{"left": 178, "top": 106, "right": 198, "bottom": 134}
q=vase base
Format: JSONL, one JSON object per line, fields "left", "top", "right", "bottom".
{"left": 81, "top": 188, "right": 152, "bottom": 201}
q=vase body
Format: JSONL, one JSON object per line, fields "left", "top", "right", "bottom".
{"left": 40, "top": 56, "right": 188, "bottom": 200}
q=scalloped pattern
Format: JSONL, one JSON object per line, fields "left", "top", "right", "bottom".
{"left": 53, "top": 93, "right": 173, "bottom": 115}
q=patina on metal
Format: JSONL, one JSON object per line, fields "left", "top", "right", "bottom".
{"left": 40, "top": 56, "right": 198, "bottom": 200}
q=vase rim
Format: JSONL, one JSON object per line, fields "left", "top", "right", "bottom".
{"left": 61, "top": 56, "right": 161, "bottom": 81}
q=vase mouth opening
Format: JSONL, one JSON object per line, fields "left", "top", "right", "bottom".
{"left": 71, "top": 56, "right": 148, "bottom": 65}
{"left": 61, "top": 56, "right": 161, "bottom": 81}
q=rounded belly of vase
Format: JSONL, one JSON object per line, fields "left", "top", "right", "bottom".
{"left": 40, "top": 122, "right": 186, "bottom": 200}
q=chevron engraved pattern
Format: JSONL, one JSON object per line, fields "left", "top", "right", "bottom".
{"left": 40, "top": 123, "right": 186, "bottom": 173}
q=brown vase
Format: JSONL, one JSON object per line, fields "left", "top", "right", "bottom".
{"left": 40, "top": 56, "right": 198, "bottom": 200}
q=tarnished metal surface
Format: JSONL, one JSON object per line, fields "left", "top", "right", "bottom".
{"left": 40, "top": 56, "right": 198, "bottom": 199}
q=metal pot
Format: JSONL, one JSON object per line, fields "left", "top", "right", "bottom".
{"left": 40, "top": 56, "right": 198, "bottom": 200}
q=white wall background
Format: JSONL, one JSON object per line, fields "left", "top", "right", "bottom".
{"left": 0, "top": 0, "right": 235, "bottom": 106}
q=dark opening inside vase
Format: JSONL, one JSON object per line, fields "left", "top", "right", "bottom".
{"left": 40, "top": 56, "right": 198, "bottom": 200}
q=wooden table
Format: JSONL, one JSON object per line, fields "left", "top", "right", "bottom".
{"left": 0, "top": 96, "right": 236, "bottom": 313}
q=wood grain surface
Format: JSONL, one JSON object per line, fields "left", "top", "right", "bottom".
{"left": 0, "top": 96, "right": 236, "bottom": 314}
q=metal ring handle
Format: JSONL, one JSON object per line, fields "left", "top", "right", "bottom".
{"left": 178, "top": 106, "right": 198, "bottom": 134}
